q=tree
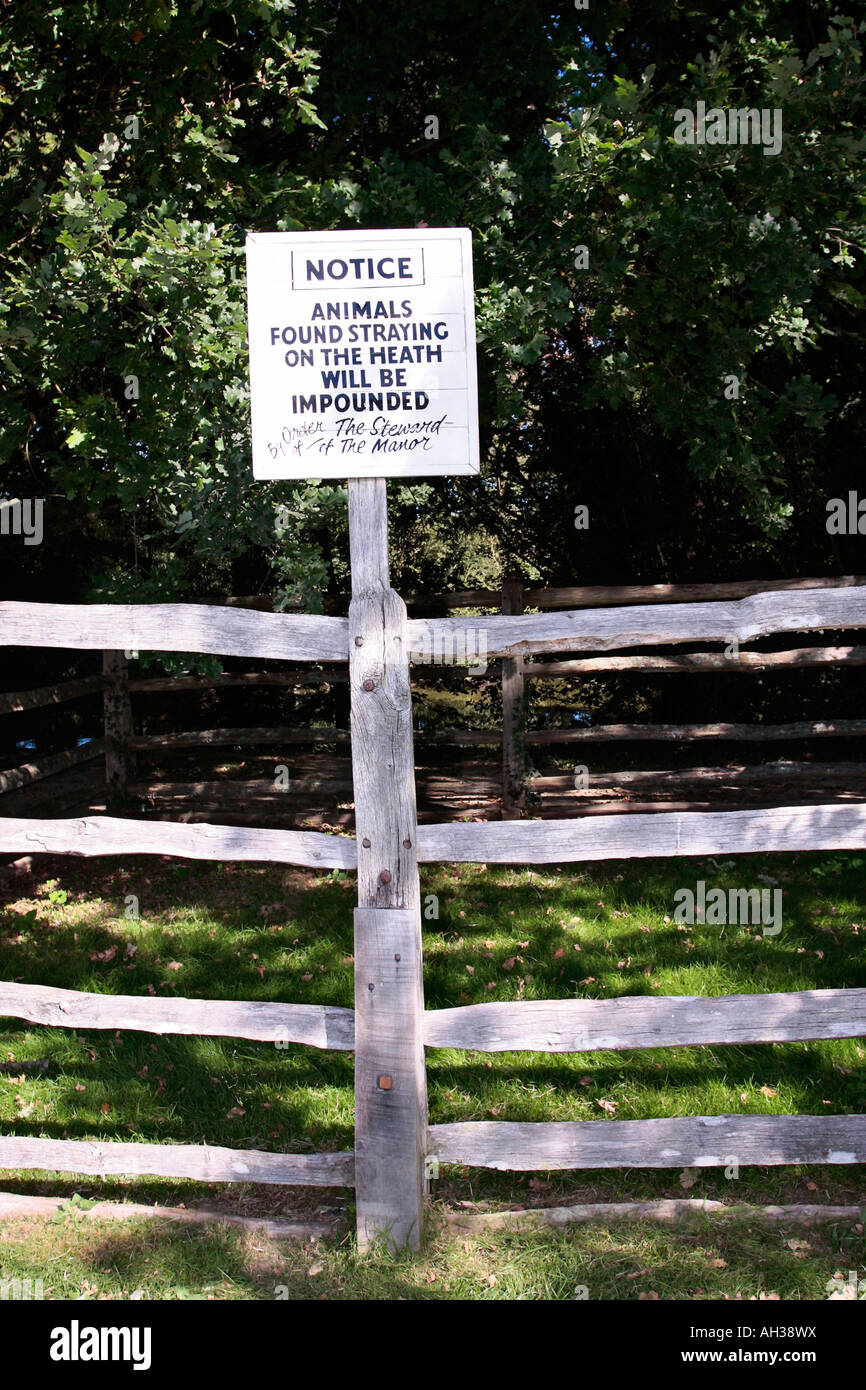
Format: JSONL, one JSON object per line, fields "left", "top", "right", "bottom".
{"left": 1, "top": 0, "right": 863, "bottom": 633}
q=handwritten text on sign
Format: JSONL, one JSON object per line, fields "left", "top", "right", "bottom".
{"left": 245, "top": 228, "right": 479, "bottom": 478}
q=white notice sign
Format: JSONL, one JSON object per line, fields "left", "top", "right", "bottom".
{"left": 245, "top": 227, "right": 479, "bottom": 479}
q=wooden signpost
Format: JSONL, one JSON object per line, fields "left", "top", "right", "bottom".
{"left": 246, "top": 227, "right": 480, "bottom": 1247}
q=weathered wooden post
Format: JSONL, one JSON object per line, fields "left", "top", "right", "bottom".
{"left": 501, "top": 577, "right": 526, "bottom": 818}
{"left": 102, "top": 650, "right": 133, "bottom": 809}
{"left": 348, "top": 478, "right": 428, "bottom": 1250}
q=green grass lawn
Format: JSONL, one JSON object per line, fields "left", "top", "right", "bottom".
{"left": 0, "top": 848, "right": 864, "bottom": 1299}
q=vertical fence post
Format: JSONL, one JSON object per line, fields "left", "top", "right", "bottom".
{"left": 102, "top": 650, "right": 133, "bottom": 810}
{"left": 347, "top": 478, "right": 428, "bottom": 1251}
{"left": 501, "top": 577, "right": 526, "bottom": 818}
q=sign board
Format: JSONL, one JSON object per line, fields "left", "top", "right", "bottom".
{"left": 245, "top": 227, "right": 479, "bottom": 479}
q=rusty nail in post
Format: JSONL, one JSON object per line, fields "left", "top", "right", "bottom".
{"left": 377, "top": 1074, "right": 393, "bottom": 1091}
{"left": 368, "top": 982, "right": 375, "bottom": 992}
{"left": 402, "top": 837, "right": 411, "bottom": 848}
{"left": 354, "top": 635, "right": 364, "bottom": 646}
{"left": 379, "top": 869, "right": 392, "bottom": 884}
{"left": 362, "top": 837, "right": 371, "bottom": 848}
{"left": 394, "top": 953, "right": 401, "bottom": 962}
{"left": 362, "top": 679, "right": 375, "bottom": 692}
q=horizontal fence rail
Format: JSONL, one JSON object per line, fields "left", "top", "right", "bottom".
{"left": 0, "top": 1136, "right": 355, "bottom": 1186}
{"left": 531, "top": 761, "right": 866, "bottom": 791}
{"left": 423, "top": 989, "right": 866, "bottom": 1052}
{"left": 408, "top": 587, "right": 866, "bottom": 660}
{"left": 523, "top": 719, "right": 866, "bottom": 744}
{"left": 128, "top": 763, "right": 866, "bottom": 808}
{"left": 0, "top": 815, "right": 355, "bottom": 868}
{"left": 0, "top": 981, "right": 355, "bottom": 1049}
{"left": 133, "top": 778, "right": 354, "bottom": 801}
{"left": 421, "top": 720, "right": 866, "bottom": 746}
{"left": 0, "top": 674, "right": 106, "bottom": 714}
{"left": 416, "top": 803, "right": 866, "bottom": 863}
{"left": 0, "top": 602, "right": 349, "bottom": 662}
{"left": 128, "top": 669, "right": 348, "bottom": 692}
{"left": 0, "top": 739, "right": 106, "bottom": 795}
{"left": 5, "top": 586, "right": 866, "bottom": 667}
{"left": 526, "top": 645, "right": 866, "bottom": 677}
{"left": 429, "top": 1115, "right": 866, "bottom": 1171}
{"left": 3, "top": 983, "right": 863, "bottom": 1056}
{"left": 2, "top": 803, "right": 866, "bottom": 866}
{"left": 406, "top": 575, "right": 866, "bottom": 612}
{"left": 128, "top": 726, "right": 351, "bottom": 750}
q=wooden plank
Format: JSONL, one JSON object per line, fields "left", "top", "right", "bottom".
{"left": 523, "top": 799, "right": 837, "bottom": 817}
{"left": 119, "top": 807, "right": 357, "bottom": 830}
{"left": 0, "top": 602, "right": 349, "bottom": 662}
{"left": 349, "top": 477, "right": 427, "bottom": 1252}
{"left": 412, "top": 721, "right": 866, "bottom": 747}
{"left": 524, "top": 719, "right": 866, "bottom": 744}
{"left": 131, "top": 779, "right": 354, "bottom": 802}
{"left": 423, "top": 988, "right": 866, "bottom": 1053}
{"left": 0, "top": 1190, "right": 339, "bottom": 1239}
{"left": 526, "top": 645, "right": 866, "bottom": 677}
{"left": 407, "top": 586, "right": 866, "bottom": 660}
{"left": 414, "top": 729, "right": 501, "bottom": 745}
{"left": 530, "top": 762, "right": 866, "bottom": 791}
{"left": 0, "top": 674, "right": 105, "bottom": 715}
{"left": 406, "top": 575, "right": 866, "bottom": 612}
{"left": 0, "top": 1135, "right": 354, "bottom": 1186}
{"left": 103, "top": 650, "right": 133, "bottom": 808}
{"left": 129, "top": 727, "right": 350, "bottom": 750}
{"left": 416, "top": 803, "right": 866, "bottom": 863}
{"left": 128, "top": 669, "right": 348, "bottom": 692}
{"left": 522, "top": 575, "right": 866, "bottom": 611}
{"left": 429, "top": 1115, "right": 866, "bottom": 1170}
{"left": 446, "top": 1200, "right": 866, "bottom": 1231}
{"left": 0, "top": 980, "right": 355, "bottom": 1049}
{"left": 0, "top": 815, "right": 357, "bottom": 869}
{"left": 501, "top": 579, "right": 525, "bottom": 819}
{"left": 0, "top": 739, "right": 106, "bottom": 796}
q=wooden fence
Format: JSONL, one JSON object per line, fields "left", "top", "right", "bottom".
{"left": 3, "top": 571, "right": 864, "bottom": 822}
{"left": 1, "top": 504, "right": 866, "bottom": 1248}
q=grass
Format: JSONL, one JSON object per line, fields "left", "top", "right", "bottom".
{"left": 1, "top": 1206, "right": 863, "bottom": 1301}
{"left": 0, "top": 848, "right": 864, "bottom": 1299}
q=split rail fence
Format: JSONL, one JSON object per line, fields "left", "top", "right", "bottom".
{"left": 1, "top": 482, "right": 866, "bottom": 1247}
{"left": 3, "top": 571, "right": 865, "bottom": 823}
